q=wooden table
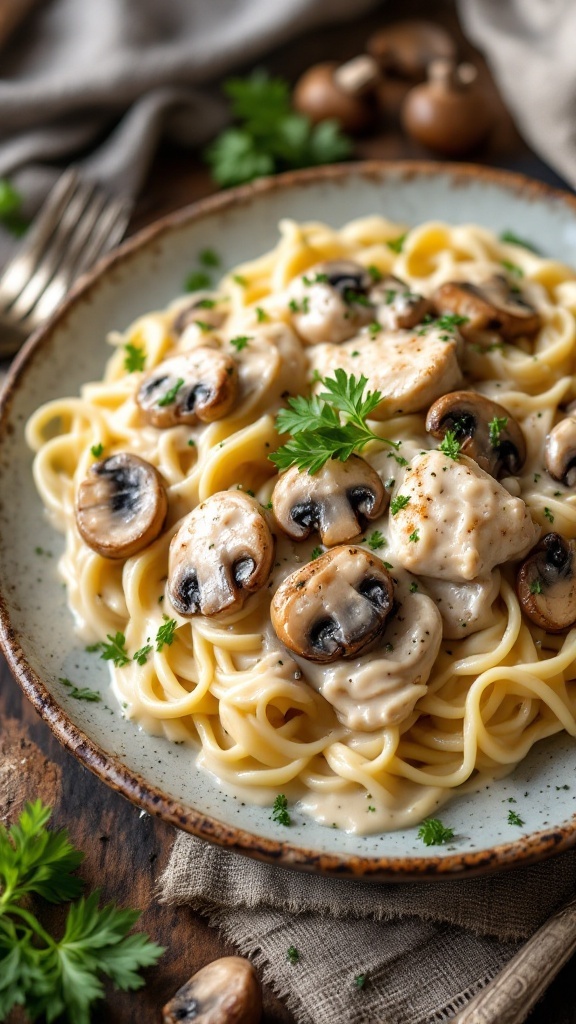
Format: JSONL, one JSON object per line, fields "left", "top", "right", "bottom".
{"left": 1, "top": 2, "right": 575, "bottom": 1021}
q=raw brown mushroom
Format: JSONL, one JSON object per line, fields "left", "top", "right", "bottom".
{"left": 370, "top": 274, "right": 433, "bottom": 330}
{"left": 516, "top": 533, "right": 576, "bottom": 633}
{"left": 162, "top": 956, "right": 262, "bottom": 1024}
{"left": 401, "top": 59, "right": 493, "bottom": 156}
{"left": 137, "top": 347, "right": 238, "bottom": 428}
{"left": 287, "top": 260, "right": 374, "bottom": 345}
{"left": 271, "top": 545, "right": 394, "bottom": 663}
{"left": 426, "top": 391, "right": 526, "bottom": 478}
{"left": 172, "top": 293, "right": 228, "bottom": 336}
{"left": 545, "top": 416, "right": 576, "bottom": 486}
{"left": 433, "top": 275, "right": 541, "bottom": 342}
{"left": 167, "top": 492, "right": 274, "bottom": 617}
{"left": 76, "top": 453, "right": 167, "bottom": 559}
{"left": 272, "top": 455, "right": 387, "bottom": 546}
{"left": 292, "top": 56, "right": 379, "bottom": 134}
{"left": 368, "top": 20, "right": 456, "bottom": 81}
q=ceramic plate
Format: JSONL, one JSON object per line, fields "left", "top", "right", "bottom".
{"left": 2, "top": 161, "right": 576, "bottom": 881}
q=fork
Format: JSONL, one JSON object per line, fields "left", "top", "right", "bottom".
{"left": 0, "top": 169, "right": 132, "bottom": 357}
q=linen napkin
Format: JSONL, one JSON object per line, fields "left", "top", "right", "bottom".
{"left": 159, "top": 834, "right": 576, "bottom": 1024}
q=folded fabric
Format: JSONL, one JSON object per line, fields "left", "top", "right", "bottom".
{"left": 159, "top": 832, "right": 576, "bottom": 1024}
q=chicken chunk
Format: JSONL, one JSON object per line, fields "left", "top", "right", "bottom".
{"left": 388, "top": 450, "right": 539, "bottom": 582}
{"left": 307, "top": 326, "right": 462, "bottom": 419}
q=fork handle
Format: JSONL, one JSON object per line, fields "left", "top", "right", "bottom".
{"left": 453, "top": 891, "right": 576, "bottom": 1024}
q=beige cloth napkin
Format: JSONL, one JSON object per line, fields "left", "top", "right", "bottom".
{"left": 159, "top": 834, "right": 576, "bottom": 1023}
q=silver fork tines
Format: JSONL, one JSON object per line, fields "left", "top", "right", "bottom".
{"left": 0, "top": 169, "right": 131, "bottom": 357}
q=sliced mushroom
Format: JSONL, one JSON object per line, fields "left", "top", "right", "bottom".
{"left": 271, "top": 545, "right": 394, "bottom": 663}
{"left": 426, "top": 390, "right": 526, "bottom": 477}
{"left": 517, "top": 533, "right": 576, "bottom": 633}
{"left": 162, "top": 956, "right": 262, "bottom": 1024}
{"left": 172, "top": 292, "right": 228, "bottom": 336}
{"left": 369, "top": 274, "right": 433, "bottom": 330}
{"left": 76, "top": 453, "right": 167, "bottom": 559}
{"left": 433, "top": 275, "right": 541, "bottom": 342}
{"left": 287, "top": 260, "right": 374, "bottom": 345}
{"left": 168, "top": 492, "right": 274, "bottom": 617}
{"left": 137, "top": 348, "right": 238, "bottom": 428}
{"left": 272, "top": 455, "right": 387, "bottom": 546}
{"left": 545, "top": 416, "right": 576, "bottom": 486}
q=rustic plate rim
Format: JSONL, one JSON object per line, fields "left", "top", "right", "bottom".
{"left": 2, "top": 159, "right": 576, "bottom": 882}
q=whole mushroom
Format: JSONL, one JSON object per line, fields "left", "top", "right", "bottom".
{"left": 271, "top": 545, "right": 394, "bottom": 663}
{"left": 426, "top": 390, "right": 526, "bottom": 478}
{"left": 368, "top": 20, "right": 456, "bottom": 82}
{"left": 516, "top": 533, "right": 576, "bottom": 633}
{"left": 287, "top": 260, "right": 374, "bottom": 345}
{"left": 272, "top": 455, "right": 387, "bottom": 547}
{"left": 76, "top": 453, "right": 168, "bottom": 559}
{"left": 162, "top": 956, "right": 262, "bottom": 1024}
{"left": 171, "top": 293, "right": 228, "bottom": 337}
{"left": 293, "top": 56, "right": 380, "bottom": 134}
{"left": 401, "top": 59, "right": 493, "bottom": 156}
{"left": 433, "top": 275, "right": 541, "bottom": 343}
{"left": 168, "top": 491, "right": 274, "bottom": 617}
{"left": 545, "top": 415, "right": 576, "bottom": 487}
{"left": 137, "top": 347, "right": 238, "bottom": 428}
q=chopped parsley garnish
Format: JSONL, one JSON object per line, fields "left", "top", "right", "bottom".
{"left": 343, "top": 288, "right": 371, "bottom": 307}
{"left": 199, "top": 248, "right": 220, "bottom": 267}
{"left": 195, "top": 298, "right": 216, "bottom": 309}
{"left": 436, "top": 313, "right": 469, "bottom": 332}
{"left": 500, "top": 259, "right": 524, "bottom": 277}
{"left": 499, "top": 230, "right": 540, "bottom": 253}
{"left": 230, "top": 334, "right": 252, "bottom": 351}
{"left": 188, "top": 438, "right": 196, "bottom": 447}
{"left": 133, "top": 644, "right": 153, "bottom": 666}
{"left": 409, "top": 581, "right": 418, "bottom": 592}
{"left": 529, "top": 579, "right": 543, "bottom": 595}
{"left": 508, "top": 810, "right": 525, "bottom": 827}
{"left": 438, "top": 431, "right": 461, "bottom": 461}
{"left": 194, "top": 319, "right": 214, "bottom": 333}
{"left": 354, "top": 973, "right": 367, "bottom": 990}
{"left": 388, "top": 451, "right": 408, "bottom": 467}
{"left": 367, "top": 264, "right": 383, "bottom": 282}
{"left": 123, "top": 343, "right": 146, "bottom": 373}
{"left": 417, "top": 818, "right": 455, "bottom": 846}
{"left": 157, "top": 378, "right": 185, "bottom": 407}
{"left": 488, "top": 416, "right": 508, "bottom": 447}
{"left": 92, "top": 631, "right": 130, "bottom": 667}
{"left": 232, "top": 273, "right": 248, "bottom": 287}
{"left": 289, "top": 296, "right": 310, "bottom": 314}
{"left": 390, "top": 494, "right": 410, "bottom": 515}
{"left": 271, "top": 794, "right": 291, "bottom": 826}
{"left": 387, "top": 232, "right": 407, "bottom": 254}
{"left": 302, "top": 272, "right": 329, "bottom": 285}
{"left": 156, "top": 616, "right": 177, "bottom": 651}
{"left": 310, "top": 546, "right": 323, "bottom": 560}
{"left": 90, "top": 443, "right": 104, "bottom": 458}
{"left": 255, "top": 306, "right": 268, "bottom": 322}
{"left": 59, "top": 678, "right": 101, "bottom": 702}
{"left": 287, "top": 945, "right": 300, "bottom": 964}
{"left": 184, "top": 270, "right": 212, "bottom": 292}
{"left": 367, "top": 530, "right": 386, "bottom": 551}
{"left": 409, "top": 529, "right": 420, "bottom": 543}
{"left": 269, "top": 370, "right": 399, "bottom": 475}
{"left": 368, "top": 321, "right": 381, "bottom": 338}
{"left": 544, "top": 507, "right": 554, "bottom": 523}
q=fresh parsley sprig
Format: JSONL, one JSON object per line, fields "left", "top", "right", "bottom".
{"left": 0, "top": 802, "right": 164, "bottom": 1023}
{"left": 271, "top": 794, "right": 291, "bottom": 826}
{"left": 269, "top": 370, "right": 399, "bottom": 475}
{"left": 417, "top": 817, "right": 455, "bottom": 846}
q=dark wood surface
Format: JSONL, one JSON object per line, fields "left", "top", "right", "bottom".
{"left": 1, "top": 2, "right": 575, "bottom": 1022}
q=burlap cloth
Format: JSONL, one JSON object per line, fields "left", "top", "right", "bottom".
{"left": 159, "top": 834, "right": 576, "bottom": 1023}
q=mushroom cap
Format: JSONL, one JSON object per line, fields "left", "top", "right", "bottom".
{"left": 545, "top": 416, "right": 576, "bottom": 486}
{"left": 287, "top": 260, "right": 374, "bottom": 346}
{"left": 137, "top": 347, "right": 238, "bottom": 428}
{"left": 162, "top": 956, "right": 262, "bottom": 1024}
{"left": 433, "top": 275, "right": 541, "bottom": 341}
{"left": 168, "top": 491, "right": 274, "bottom": 617}
{"left": 426, "top": 390, "right": 526, "bottom": 478}
{"left": 401, "top": 59, "right": 493, "bottom": 156}
{"left": 369, "top": 274, "right": 433, "bottom": 330}
{"left": 292, "top": 61, "right": 375, "bottom": 134}
{"left": 272, "top": 455, "right": 387, "bottom": 547}
{"left": 171, "top": 292, "right": 228, "bottom": 336}
{"left": 516, "top": 533, "right": 576, "bottom": 633}
{"left": 271, "top": 545, "right": 394, "bottom": 663}
{"left": 367, "top": 20, "right": 456, "bottom": 80}
{"left": 76, "top": 453, "right": 168, "bottom": 560}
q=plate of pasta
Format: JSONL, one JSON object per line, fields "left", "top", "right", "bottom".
{"left": 2, "top": 161, "right": 576, "bottom": 880}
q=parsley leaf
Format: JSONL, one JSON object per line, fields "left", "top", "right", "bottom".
{"left": 499, "top": 230, "right": 540, "bottom": 254}
{"left": 270, "top": 370, "right": 399, "bottom": 475}
{"left": 255, "top": 306, "right": 268, "bottom": 322}
{"left": 310, "top": 546, "right": 323, "bottom": 560}
{"left": 488, "top": 416, "right": 508, "bottom": 447}
{"left": 184, "top": 270, "right": 212, "bottom": 292}
{"left": 204, "top": 69, "right": 352, "bottom": 188}
{"left": 230, "top": 334, "right": 252, "bottom": 351}
{"left": 417, "top": 818, "right": 455, "bottom": 846}
{"left": 156, "top": 616, "right": 177, "bottom": 652}
{"left": 409, "top": 529, "right": 420, "bottom": 543}
{"left": 500, "top": 259, "right": 524, "bottom": 277}
{"left": 271, "top": 794, "right": 291, "bottom": 826}
{"left": 508, "top": 810, "right": 525, "bottom": 827}
{"left": 390, "top": 494, "right": 410, "bottom": 515}
{"left": 287, "top": 945, "right": 300, "bottom": 964}
{"left": 387, "top": 233, "right": 407, "bottom": 253}
{"left": 123, "top": 343, "right": 146, "bottom": 373}
{"left": 157, "top": 378, "right": 184, "bottom": 407}
{"left": 133, "top": 644, "right": 153, "bottom": 666}
{"left": 438, "top": 431, "right": 461, "bottom": 461}
{"left": 530, "top": 579, "right": 543, "bottom": 595}
{"left": 199, "top": 248, "right": 220, "bottom": 267}
{"left": 92, "top": 632, "right": 130, "bottom": 668}
{"left": 90, "top": 444, "right": 104, "bottom": 459}
{"left": 354, "top": 973, "right": 367, "bottom": 989}
{"left": 367, "top": 530, "right": 386, "bottom": 551}
{"left": 59, "top": 678, "right": 101, "bottom": 702}
{"left": 544, "top": 507, "right": 554, "bottom": 523}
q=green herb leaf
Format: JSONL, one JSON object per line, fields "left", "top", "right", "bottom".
{"left": 488, "top": 416, "right": 508, "bottom": 447}
{"left": 387, "top": 232, "right": 407, "bottom": 254}
{"left": 438, "top": 431, "right": 461, "bottom": 461}
{"left": 255, "top": 306, "right": 268, "bottom": 322}
{"left": 508, "top": 810, "right": 525, "bottom": 827}
{"left": 310, "top": 546, "right": 323, "bottom": 560}
{"left": 59, "top": 678, "right": 101, "bottom": 702}
{"left": 544, "top": 507, "right": 554, "bottom": 523}
{"left": 230, "top": 335, "right": 252, "bottom": 351}
{"left": 0, "top": 179, "right": 28, "bottom": 237}
{"left": 133, "top": 644, "right": 153, "bottom": 666}
{"left": 529, "top": 579, "right": 543, "bottom": 595}
{"left": 271, "top": 794, "right": 291, "bottom": 826}
{"left": 500, "top": 259, "right": 524, "bottom": 277}
{"left": 354, "top": 973, "right": 367, "bottom": 989}
{"left": 390, "top": 494, "right": 410, "bottom": 515}
{"left": 93, "top": 632, "right": 130, "bottom": 668}
{"left": 199, "top": 248, "right": 220, "bottom": 267}
{"left": 408, "top": 529, "right": 420, "bottom": 543}
{"left": 499, "top": 230, "right": 540, "bottom": 254}
{"left": 123, "top": 343, "right": 146, "bottom": 373}
{"left": 417, "top": 818, "right": 455, "bottom": 846}
{"left": 90, "top": 444, "right": 104, "bottom": 459}
{"left": 194, "top": 320, "right": 214, "bottom": 333}
{"left": 367, "top": 530, "right": 386, "bottom": 551}
{"left": 367, "top": 265, "right": 383, "bottom": 282}
{"left": 184, "top": 270, "right": 212, "bottom": 292}
{"left": 156, "top": 616, "right": 177, "bottom": 652}
{"left": 157, "top": 378, "right": 185, "bottom": 407}
{"left": 287, "top": 945, "right": 300, "bottom": 964}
